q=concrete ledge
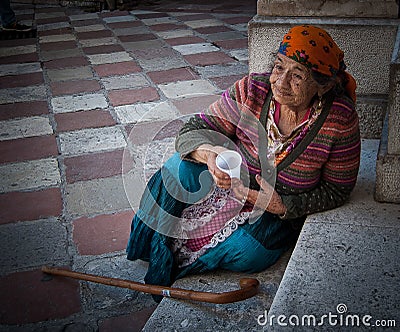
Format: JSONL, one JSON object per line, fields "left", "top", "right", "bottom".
{"left": 143, "top": 250, "right": 293, "bottom": 331}
{"left": 267, "top": 139, "right": 400, "bottom": 331}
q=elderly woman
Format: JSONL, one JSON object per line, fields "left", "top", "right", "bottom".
{"left": 126, "top": 25, "right": 360, "bottom": 296}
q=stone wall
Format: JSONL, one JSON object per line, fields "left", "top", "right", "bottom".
{"left": 257, "top": 0, "right": 398, "bottom": 18}
{"left": 375, "top": 28, "right": 400, "bottom": 203}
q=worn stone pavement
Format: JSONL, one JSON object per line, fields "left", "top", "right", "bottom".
{"left": 0, "top": 1, "right": 257, "bottom": 331}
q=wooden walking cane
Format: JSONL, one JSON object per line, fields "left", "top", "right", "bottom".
{"left": 42, "top": 266, "right": 259, "bottom": 304}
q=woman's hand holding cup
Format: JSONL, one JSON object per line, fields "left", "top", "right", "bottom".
{"left": 191, "top": 144, "right": 232, "bottom": 189}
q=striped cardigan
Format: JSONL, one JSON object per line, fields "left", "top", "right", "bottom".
{"left": 175, "top": 73, "right": 361, "bottom": 220}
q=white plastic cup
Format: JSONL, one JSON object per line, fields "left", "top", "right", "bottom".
{"left": 216, "top": 150, "right": 242, "bottom": 179}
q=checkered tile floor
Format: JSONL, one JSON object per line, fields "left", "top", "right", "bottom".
{"left": 0, "top": 1, "right": 256, "bottom": 329}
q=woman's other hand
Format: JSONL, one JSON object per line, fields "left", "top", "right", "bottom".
{"left": 232, "top": 175, "right": 287, "bottom": 215}
{"left": 190, "top": 144, "right": 232, "bottom": 189}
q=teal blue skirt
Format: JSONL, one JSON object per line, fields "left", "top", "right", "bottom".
{"left": 126, "top": 153, "right": 303, "bottom": 298}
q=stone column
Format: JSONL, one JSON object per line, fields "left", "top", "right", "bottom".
{"left": 249, "top": 0, "right": 399, "bottom": 139}
{"left": 375, "top": 28, "right": 400, "bottom": 203}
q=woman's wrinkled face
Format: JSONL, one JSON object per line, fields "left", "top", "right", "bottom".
{"left": 270, "top": 54, "right": 319, "bottom": 111}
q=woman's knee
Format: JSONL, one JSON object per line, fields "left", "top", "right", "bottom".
{"left": 162, "top": 152, "right": 213, "bottom": 201}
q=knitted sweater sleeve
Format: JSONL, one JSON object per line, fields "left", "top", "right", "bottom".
{"left": 175, "top": 75, "right": 250, "bottom": 157}
{"left": 279, "top": 101, "right": 361, "bottom": 219}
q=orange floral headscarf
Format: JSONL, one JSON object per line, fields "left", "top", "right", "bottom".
{"left": 278, "top": 25, "right": 357, "bottom": 102}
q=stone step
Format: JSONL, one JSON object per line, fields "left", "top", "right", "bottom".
{"left": 143, "top": 249, "right": 292, "bottom": 331}
{"left": 266, "top": 139, "right": 400, "bottom": 331}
